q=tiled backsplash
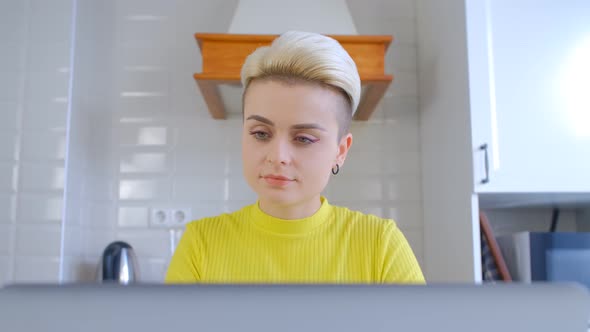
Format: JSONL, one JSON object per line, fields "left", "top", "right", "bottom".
{"left": 0, "top": 0, "right": 75, "bottom": 284}
{"left": 1, "top": 0, "right": 425, "bottom": 284}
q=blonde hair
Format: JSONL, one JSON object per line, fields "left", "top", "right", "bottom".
{"left": 240, "top": 31, "right": 361, "bottom": 137}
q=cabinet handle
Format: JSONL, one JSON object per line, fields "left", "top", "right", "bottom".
{"left": 480, "top": 144, "right": 489, "bottom": 184}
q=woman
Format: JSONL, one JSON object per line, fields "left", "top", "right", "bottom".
{"left": 165, "top": 31, "right": 425, "bottom": 284}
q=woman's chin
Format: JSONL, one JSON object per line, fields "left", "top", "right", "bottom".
{"left": 257, "top": 190, "right": 299, "bottom": 205}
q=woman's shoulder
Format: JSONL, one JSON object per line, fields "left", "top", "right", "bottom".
{"left": 329, "top": 204, "right": 398, "bottom": 230}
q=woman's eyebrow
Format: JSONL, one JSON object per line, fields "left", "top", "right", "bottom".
{"left": 246, "top": 115, "right": 326, "bottom": 131}
{"left": 291, "top": 123, "right": 326, "bottom": 131}
{"left": 246, "top": 115, "right": 274, "bottom": 126}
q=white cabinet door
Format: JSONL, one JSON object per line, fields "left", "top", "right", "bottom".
{"left": 467, "top": 0, "right": 590, "bottom": 193}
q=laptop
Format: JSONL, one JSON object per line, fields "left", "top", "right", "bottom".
{"left": 0, "top": 283, "right": 588, "bottom": 332}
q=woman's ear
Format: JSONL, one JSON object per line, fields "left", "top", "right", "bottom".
{"left": 336, "top": 133, "right": 353, "bottom": 166}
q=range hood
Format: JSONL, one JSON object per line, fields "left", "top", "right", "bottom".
{"left": 193, "top": 0, "right": 393, "bottom": 121}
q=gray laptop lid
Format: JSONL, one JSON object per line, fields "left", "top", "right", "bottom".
{"left": 0, "top": 283, "right": 588, "bottom": 332}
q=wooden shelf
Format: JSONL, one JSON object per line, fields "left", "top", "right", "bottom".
{"left": 194, "top": 33, "right": 393, "bottom": 121}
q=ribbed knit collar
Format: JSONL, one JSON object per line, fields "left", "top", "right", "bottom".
{"left": 250, "top": 196, "right": 332, "bottom": 236}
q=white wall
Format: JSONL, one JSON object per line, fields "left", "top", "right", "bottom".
{"left": 416, "top": 0, "right": 479, "bottom": 282}
{"left": 0, "top": 0, "right": 75, "bottom": 284}
{"left": 61, "top": 0, "right": 119, "bottom": 282}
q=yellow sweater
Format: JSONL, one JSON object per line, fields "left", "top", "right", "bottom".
{"left": 165, "top": 197, "right": 425, "bottom": 284}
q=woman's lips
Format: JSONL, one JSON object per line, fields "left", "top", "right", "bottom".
{"left": 261, "top": 175, "right": 295, "bottom": 187}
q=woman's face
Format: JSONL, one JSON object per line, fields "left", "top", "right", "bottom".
{"left": 242, "top": 79, "right": 352, "bottom": 207}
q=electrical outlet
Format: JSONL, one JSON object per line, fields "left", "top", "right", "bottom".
{"left": 170, "top": 208, "right": 192, "bottom": 227}
{"left": 150, "top": 208, "right": 169, "bottom": 227}
{"left": 149, "top": 207, "right": 192, "bottom": 228}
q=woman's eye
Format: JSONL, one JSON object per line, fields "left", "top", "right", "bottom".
{"left": 295, "top": 136, "right": 316, "bottom": 144}
{"left": 250, "top": 131, "right": 270, "bottom": 140}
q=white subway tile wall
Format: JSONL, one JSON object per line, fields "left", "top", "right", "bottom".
{"left": 61, "top": 0, "right": 118, "bottom": 282}
{"left": 119, "top": 178, "right": 171, "bottom": 201}
{"left": 65, "top": 197, "right": 81, "bottom": 228}
{"left": 0, "top": 71, "right": 22, "bottom": 101}
{"left": 0, "top": 164, "right": 16, "bottom": 192}
{"left": 17, "top": 195, "right": 64, "bottom": 224}
{"left": 20, "top": 131, "right": 67, "bottom": 161}
{"left": 84, "top": 175, "right": 117, "bottom": 202}
{"left": 28, "top": 0, "right": 73, "bottom": 45}
{"left": 0, "top": 225, "right": 15, "bottom": 255}
{"left": 120, "top": 152, "right": 170, "bottom": 173}
{"left": 0, "top": 1, "right": 27, "bottom": 43}
{"left": 13, "top": 256, "right": 61, "bottom": 283}
{"left": 61, "top": 255, "right": 95, "bottom": 281}
{"left": 173, "top": 149, "right": 227, "bottom": 176}
{"left": 0, "top": 103, "right": 19, "bottom": 130}
{"left": 0, "top": 40, "right": 26, "bottom": 71}
{"left": 22, "top": 100, "right": 69, "bottom": 130}
{"left": 0, "top": 256, "right": 11, "bottom": 283}
{"left": 25, "top": 72, "right": 70, "bottom": 102}
{"left": 81, "top": 203, "right": 117, "bottom": 229}
{"left": 0, "top": 133, "right": 18, "bottom": 162}
{"left": 15, "top": 225, "right": 63, "bottom": 257}
{"left": 114, "top": 229, "right": 171, "bottom": 258}
{"left": 136, "top": 257, "right": 168, "bottom": 283}
{"left": 19, "top": 164, "right": 65, "bottom": 192}
{"left": 173, "top": 176, "right": 226, "bottom": 202}
{"left": 0, "top": 0, "right": 75, "bottom": 284}
{"left": 2, "top": 0, "right": 425, "bottom": 284}
{"left": 27, "top": 41, "right": 71, "bottom": 72}
{"left": 0, "top": 195, "right": 15, "bottom": 223}
{"left": 118, "top": 206, "right": 150, "bottom": 228}
{"left": 83, "top": 229, "right": 116, "bottom": 262}
{"left": 118, "top": 126, "right": 170, "bottom": 146}
{"left": 63, "top": 226, "right": 83, "bottom": 259}
{"left": 402, "top": 229, "right": 424, "bottom": 263}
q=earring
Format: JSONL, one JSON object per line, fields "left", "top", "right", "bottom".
{"left": 331, "top": 164, "right": 340, "bottom": 175}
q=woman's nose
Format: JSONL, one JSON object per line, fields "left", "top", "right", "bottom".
{"left": 266, "top": 138, "right": 291, "bottom": 165}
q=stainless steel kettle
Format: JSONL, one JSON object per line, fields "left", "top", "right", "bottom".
{"left": 97, "top": 241, "right": 139, "bottom": 284}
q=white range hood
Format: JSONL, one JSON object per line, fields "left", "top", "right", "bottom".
{"left": 228, "top": 0, "right": 358, "bottom": 34}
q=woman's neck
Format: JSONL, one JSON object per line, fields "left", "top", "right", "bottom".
{"left": 258, "top": 195, "right": 322, "bottom": 220}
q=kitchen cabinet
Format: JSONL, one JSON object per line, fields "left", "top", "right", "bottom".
{"left": 418, "top": 0, "right": 590, "bottom": 283}
{"left": 467, "top": 0, "right": 590, "bottom": 193}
